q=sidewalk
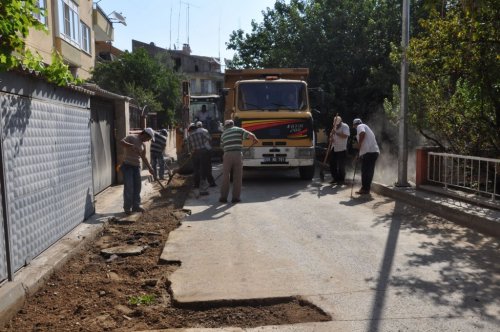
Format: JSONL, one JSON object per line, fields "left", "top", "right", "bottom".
{"left": 371, "top": 182, "right": 500, "bottom": 237}
{"left": 0, "top": 170, "right": 157, "bottom": 327}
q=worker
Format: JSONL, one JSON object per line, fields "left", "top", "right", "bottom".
{"left": 219, "top": 120, "right": 258, "bottom": 204}
{"left": 353, "top": 118, "right": 379, "bottom": 194}
{"left": 119, "top": 128, "right": 155, "bottom": 214}
{"left": 150, "top": 129, "right": 168, "bottom": 180}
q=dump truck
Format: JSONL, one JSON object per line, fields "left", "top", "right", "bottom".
{"left": 223, "top": 68, "right": 315, "bottom": 180}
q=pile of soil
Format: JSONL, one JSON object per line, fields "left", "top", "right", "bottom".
{"left": 1, "top": 175, "right": 330, "bottom": 331}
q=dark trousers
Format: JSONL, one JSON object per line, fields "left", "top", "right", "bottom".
{"left": 120, "top": 163, "right": 141, "bottom": 211}
{"left": 151, "top": 152, "right": 165, "bottom": 179}
{"left": 329, "top": 150, "right": 347, "bottom": 182}
{"left": 192, "top": 149, "right": 210, "bottom": 188}
{"left": 360, "top": 152, "right": 379, "bottom": 191}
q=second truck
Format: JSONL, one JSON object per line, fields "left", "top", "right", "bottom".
{"left": 223, "top": 68, "right": 316, "bottom": 180}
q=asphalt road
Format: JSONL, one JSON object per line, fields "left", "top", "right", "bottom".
{"left": 161, "top": 166, "right": 500, "bottom": 331}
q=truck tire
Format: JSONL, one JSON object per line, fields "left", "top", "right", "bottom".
{"left": 299, "top": 165, "right": 315, "bottom": 180}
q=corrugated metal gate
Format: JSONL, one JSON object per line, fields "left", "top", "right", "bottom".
{"left": 0, "top": 186, "right": 6, "bottom": 281}
{"left": 0, "top": 73, "right": 94, "bottom": 281}
{"left": 90, "top": 98, "right": 116, "bottom": 195}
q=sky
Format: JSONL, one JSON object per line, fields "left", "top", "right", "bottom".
{"left": 96, "top": 0, "right": 278, "bottom": 67}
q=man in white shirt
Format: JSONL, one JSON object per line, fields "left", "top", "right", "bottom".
{"left": 196, "top": 105, "right": 211, "bottom": 128}
{"left": 353, "top": 118, "right": 379, "bottom": 195}
{"left": 328, "top": 116, "right": 350, "bottom": 184}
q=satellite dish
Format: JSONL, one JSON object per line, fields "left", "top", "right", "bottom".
{"left": 108, "top": 11, "right": 127, "bottom": 26}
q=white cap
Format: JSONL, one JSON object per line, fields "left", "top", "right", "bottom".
{"left": 143, "top": 127, "right": 155, "bottom": 141}
{"left": 224, "top": 120, "right": 234, "bottom": 127}
{"left": 353, "top": 118, "right": 362, "bottom": 125}
{"left": 196, "top": 121, "right": 203, "bottom": 128}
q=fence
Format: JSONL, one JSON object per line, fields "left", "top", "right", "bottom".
{"left": 427, "top": 152, "right": 500, "bottom": 200}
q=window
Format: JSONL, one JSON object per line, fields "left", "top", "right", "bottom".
{"left": 58, "top": 0, "right": 80, "bottom": 46}
{"left": 190, "top": 79, "right": 197, "bottom": 94}
{"left": 33, "top": 0, "right": 47, "bottom": 25}
{"left": 80, "top": 22, "right": 91, "bottom": 54}
{"left": 200, "top": 79, "right": 211, "bottom": 94}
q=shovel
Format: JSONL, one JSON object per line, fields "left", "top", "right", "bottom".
{"left": 166, "top": 154, "right": 193, "bottom": 186}
{"left": 319, "top": 141, "right": 332, "bottom": 182}
{"left": 148, "top": 174, "right": 166, "bottom": 189}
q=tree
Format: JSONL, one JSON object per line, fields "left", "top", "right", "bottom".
{"left": 402, "top": 1, "right": 499, "bottom": 155}
{"left": 91, "top": 48, "right": 182, "bottom": 125}
{"left": 227, "top": 0, "right": 402, "bottom": 128}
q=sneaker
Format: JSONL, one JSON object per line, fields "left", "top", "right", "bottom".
{"left": 209, "top": 183, "right": 217, "bottom": 187}
{"left": 200, "top": 191, "right": 209, "bottom": 196}
{"left": 124, "top": 210, "right": 132, "bottom": 215}
{"left": 219, "top": 198, "right": 227, "bottom": 203}
{"left": 231, "top": 199, "right": 241, "bottom": 203}
{"left": 329, "top": 180, "right": 337, "bottom": 184}
{"left": 132, "top": 207, "right": 145, "bottom": 212}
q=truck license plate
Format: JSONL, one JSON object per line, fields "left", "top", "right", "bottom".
{"left": 263, "top": 156, "right": 287, "bottom": 163}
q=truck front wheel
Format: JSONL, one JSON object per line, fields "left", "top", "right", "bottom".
{"left": 299, "top": 165, "right": 315, "bottom": 180}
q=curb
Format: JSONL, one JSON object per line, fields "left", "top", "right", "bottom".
{"left": 371, "top": 182, "right": 500, "bottom": 238}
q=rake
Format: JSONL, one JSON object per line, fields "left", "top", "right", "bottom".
{"left": 350, "top": 155, "right": 358, "bottom": 198}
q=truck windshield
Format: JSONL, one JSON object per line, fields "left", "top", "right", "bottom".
{"left": 238, "top": 82, "right": 307, "bottom": 111}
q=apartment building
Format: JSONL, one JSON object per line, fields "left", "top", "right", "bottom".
{"left": 131, "top": 40, "right": 224, "bottom": 96}
{"left": 25, "top": 0, "right": 115, "bottom": 80}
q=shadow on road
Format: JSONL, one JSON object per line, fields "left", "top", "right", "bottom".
{"left": 367, "top": 200, "right": 500, "bottom": 332}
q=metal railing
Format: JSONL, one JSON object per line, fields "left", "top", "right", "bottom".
{"left": 427, "top": 152, "right": 499, "bottom": 200}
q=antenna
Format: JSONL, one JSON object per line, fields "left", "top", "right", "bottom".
{"left": 181, "top": 1, "right": 199, "bottom": 46}
{"left": 169, "top": 6, "right": 172, "bottom": 49}
{"left": 177, "top": 0, "right": 181, "bottom": 49}
{"left": 108, "top": 11, "right": 127, "bottom": 26}
{"left": 218, "top": 18, "right": 221, "bottom": 60}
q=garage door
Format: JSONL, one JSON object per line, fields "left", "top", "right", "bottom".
{"left": 90, "top": 98, "right": 116, "bottom": 195}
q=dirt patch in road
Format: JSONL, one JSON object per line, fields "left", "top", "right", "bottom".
{"left": 1, "top": 175, "right": 330, "bottom": 331}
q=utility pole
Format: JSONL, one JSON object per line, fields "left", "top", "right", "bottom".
{"left": 396, "top": 0, "right": 410, "bottom": 187}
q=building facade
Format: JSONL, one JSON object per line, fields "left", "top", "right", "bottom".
{"left": 25, "top": 0, "right": 116, "bottom": 79}
{"left": 131, "top": 40, "right": 224, "bottom": 96}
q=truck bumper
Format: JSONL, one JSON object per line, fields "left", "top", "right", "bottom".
{"left": 241, "top": 146, "right": 315, "bottom": 167}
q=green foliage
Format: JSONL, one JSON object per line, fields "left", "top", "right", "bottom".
{"left": 44, "top": 52, "right": 82, "bottom": 86}
{"left": 403, "top": 1, "right": 500, "bottom": 155}
{"left": 227, "top": 0, "right": 402, "bottom": 124}
{"left": 91, "top": 48, "right": 181, "bottom": 125}
{"left": 0, "top": 0, "right": 45, "bottom": 71}
{"left": 128, "top": 294, "right": 156, "bottom": 306}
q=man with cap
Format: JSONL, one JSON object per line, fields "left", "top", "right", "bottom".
{"left": 119, "top": 128, "right": 155, "bottom": 214}
{"left": 196, "top": 121, "right": 216, "bottom": 187}
{"left": 328, "top": 115, "right": 350, "bottom": 185}
{"left": 219, "top": 120, "right": 258, "bottom": 203}
{"left": 151, "top": 129, "right": 168, "bottom": 180}
{"left": 353, "top": 118, "right": 379, "bottom": 194}
{"left": 187, "top": 122, "right": 211, "bottom": 195}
